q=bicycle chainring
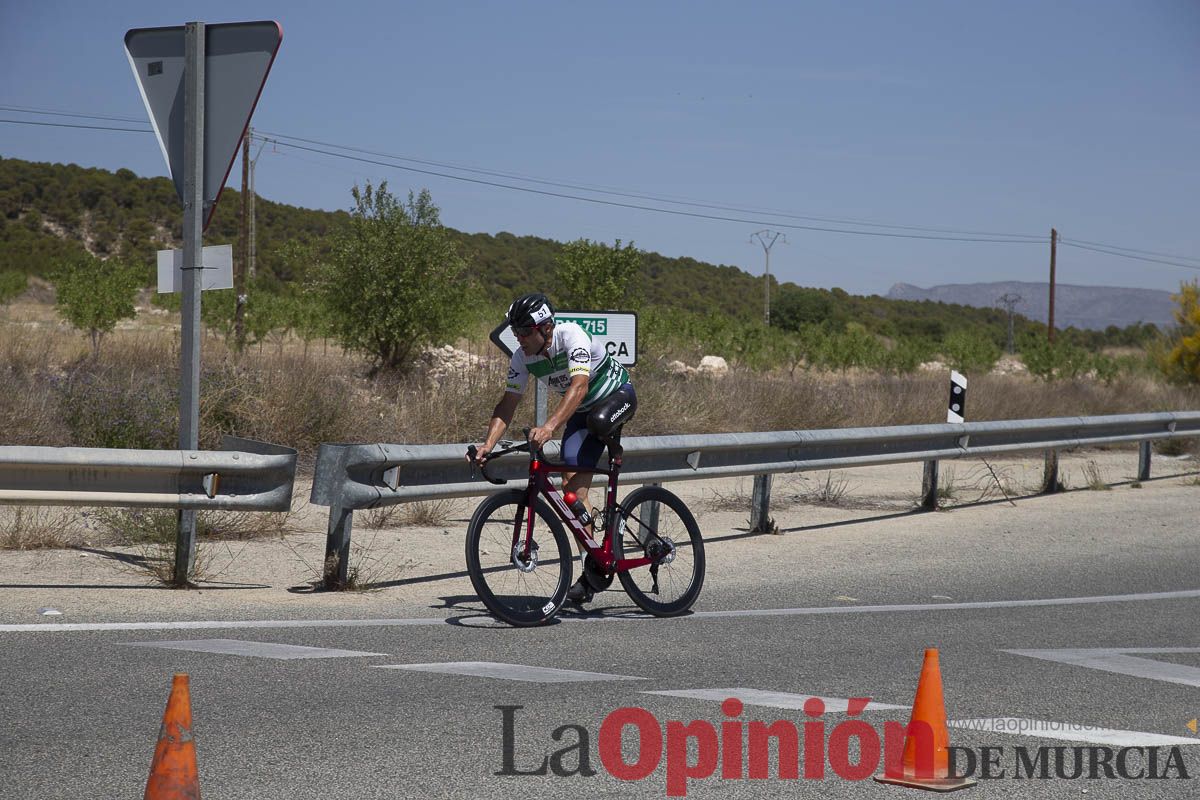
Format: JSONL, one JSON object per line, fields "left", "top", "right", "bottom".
{"left": 582, "top": 553, "right": 614, "bottom": 592}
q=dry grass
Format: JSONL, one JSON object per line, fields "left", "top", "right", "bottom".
{"left": 2, "top": 306, "right": 1198, "bottom": 472}
{"left": 793, "top": 472, "right": 854, "bottom": 506}
{"left": 360, "top": 499, "right": 460, "bottom": 529}
{"left": 1082, "top": 460, "right": 1111, "bottom": 491}
{"left": 81, "top": 507, "right": 297, "bottom": 584}
{"left": 0, "top": 507, "right": 81, "bottom": 550}
{"left": 703, "top": 480, "right": 755, "bottom": 512}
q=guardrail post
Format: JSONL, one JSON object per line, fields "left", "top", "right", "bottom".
{"left": 324, "top": 504, "right": 354, "bottom": 590}
{"left": 749, "top": 474, "right": 776, "bottom": 533}
{"left": 1137, "top": 441, "right": 1152, "bottom": 482}
{"left": 645, "top": 481, "right": 662, "bottom": 540}
{"left": 921, "top": 460, "right": 939, "bottom": 510}
{"left": 1042, "top": 450, "right": 1061, "bottom": 494}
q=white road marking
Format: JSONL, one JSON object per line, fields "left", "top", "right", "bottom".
{"left": 642, "top": 692, "right": 1199, "bottom": 747}
{"left": 0, "top": 617, "right": 446, "bottom": 633}
{"left": 2, "top": 587, "right": 1198, "bottom": 633}
{"left": 1004, "top": 647, "right": 1200, "bottom": 688}
{"left": 641, "top": 688, "right": 908, "bottom": 712}
{"left": 688, "top": 588, "right": 1200, "bottom": 620}
{"left": 123, "top": 638, "right": 385, "bottom": 660}
{"left": 949, "top": 718, "right": 1200, "bottom": 747}
{"left": 374, "top": 661, "right": 644, "bottom": 683}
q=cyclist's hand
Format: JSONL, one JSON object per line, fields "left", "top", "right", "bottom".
{"left": 468, "top": 444, "right": 492, "bottom": 465}
{"left": 528, "top": 425, "right": 554, "bottom": 450}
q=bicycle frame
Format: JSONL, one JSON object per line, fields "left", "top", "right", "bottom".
{"left": 517, "top": 455, "right": 654, "bottom": 575}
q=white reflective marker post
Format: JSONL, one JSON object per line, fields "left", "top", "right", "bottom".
{"left": 923, "top": 370, "right": 968, "bottom": 510}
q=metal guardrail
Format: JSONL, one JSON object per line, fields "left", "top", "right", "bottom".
{"left": 0, "top": 435, "right": 297, "bottom": 511}
{"left": 310, "top": 411, "right": 1200, "bottom": 587}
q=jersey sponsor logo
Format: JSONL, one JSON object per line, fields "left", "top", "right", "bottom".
{"left": 569, "top": 346, "right": 589, "bottom": 363}
{"left": 610, "top": 401, "right": 632, "bottom": 421}
{"left": 507, "top": 367, "right": 520, "bottom": 380}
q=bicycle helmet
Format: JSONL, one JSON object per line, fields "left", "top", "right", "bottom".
{"left": 506, "top": 293, "right": 555, "bottom": 328}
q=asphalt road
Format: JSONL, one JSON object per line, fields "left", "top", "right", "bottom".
{"left": 2, "top": 462, "right": 1199, "bottom": 799}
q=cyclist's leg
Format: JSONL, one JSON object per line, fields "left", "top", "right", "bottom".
{"left": 586, "top": 383, "right": 637, "bottom": 458}
{"left": 561, "top": 411, "right": 607, "bottom": 604}
{"left": 561, "top": 411, "right": 603, "bottom": 509}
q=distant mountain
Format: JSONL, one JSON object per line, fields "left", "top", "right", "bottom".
{"left": 886, "top": 281, "right": 1176, "bottom": 331}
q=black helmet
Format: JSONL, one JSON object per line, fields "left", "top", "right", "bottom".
{"left": 506, "top": 293, "right": 555, "bottom": 328}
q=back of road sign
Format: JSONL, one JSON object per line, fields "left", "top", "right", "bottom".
{"left": 124, "top": 21, "right": 282, "bottom": 230}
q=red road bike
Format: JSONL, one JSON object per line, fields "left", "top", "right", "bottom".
{"left": 465, "top": 429, "right": 704, "bottom": 627}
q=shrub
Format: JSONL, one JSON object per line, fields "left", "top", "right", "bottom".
{"left": 1159, "top": 280, "right": 1200, "bottom": 384}
{"left": 942, "top": 329, "right": 1001, "bottom": 375}
{"left": 553, "top": 238, "right": 642, "bottom": 310}
{"left": 52, "top": 252, "right": 142, "bottom": 356}
{"left": 310, "top": 183, "right": 475, "bottom": 374}
{"left": 0, "top": 270, "right": 27, "bottom": 304}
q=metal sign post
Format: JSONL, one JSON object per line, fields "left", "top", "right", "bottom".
{"left": 174, "top": 21, "right": 206, "bottom": 585}
{"left": 126, "top": 19, "right": 282, "bottom": 586}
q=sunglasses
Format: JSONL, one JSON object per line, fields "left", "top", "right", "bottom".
{"left": 511, "top": 325, "right": 536, "bottom": 337}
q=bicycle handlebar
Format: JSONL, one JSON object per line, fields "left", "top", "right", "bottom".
{"left": 468, "top": 427, "right": 541, "bottom": 485}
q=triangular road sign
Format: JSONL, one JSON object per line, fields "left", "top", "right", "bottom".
{"left": 125, "top": 21, "right": 282, "bottom": 230}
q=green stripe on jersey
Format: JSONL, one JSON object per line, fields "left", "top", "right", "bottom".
{"left": 580, "top": 354, "right": 629, "bottom": 409}
{"left": 526, "top": 351, "right": 569, "bottom": 378}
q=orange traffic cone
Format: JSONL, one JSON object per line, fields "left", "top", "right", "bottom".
{"left": 874, "top": 649, "right": 976, "bottom": 792}
{"left": 144, "top": 673, "right": 200, "bottom": 800}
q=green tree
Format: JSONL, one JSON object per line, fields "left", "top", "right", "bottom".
{"left": 1018, "top": 332, "right": 1092, "bottom": 381}
{"left": 0, "top": 270, "right": 27, "bottom": 304}
{"left": 53, "top": 252, "right": 142, "bottom": 356}
{"left": 941, "top": 329, "right": 1001, "bottom": 375}
{"left": 311, "top": 183, "right": 473, "bottom": 374}
{"left": 1159, "top": 280, "right": 1200, "bottom": 384}
{"left": 553, "top": 238, "right": 642, "bottom": 310}
{"left": 773, "top": 286, "right": 834, "bottom": 330}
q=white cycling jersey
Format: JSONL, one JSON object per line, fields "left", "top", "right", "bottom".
{"left": 505, "top": 321, "right": 629, "bottom": 411}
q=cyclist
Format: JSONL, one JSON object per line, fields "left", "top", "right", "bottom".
{"left": 470, "top": 292, "right": 636, "bottom": 604}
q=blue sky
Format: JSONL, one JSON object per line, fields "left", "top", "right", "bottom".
{"left": 2, "top": 1, "right": 1198, "bottom": 298}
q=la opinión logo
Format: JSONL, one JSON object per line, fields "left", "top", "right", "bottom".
{"left": 496, "top": 700, "right": 1192, "bottom": 797}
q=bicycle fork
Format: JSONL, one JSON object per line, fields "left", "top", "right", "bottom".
{"left": 510, "top": 500, "right": 538, "bottom": 573}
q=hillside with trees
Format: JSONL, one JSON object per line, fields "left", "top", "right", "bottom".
{"left": 0, "top": 155, "right": 1161, "bottom": 354}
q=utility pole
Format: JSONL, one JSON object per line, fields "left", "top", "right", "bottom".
{"left": 248, "top": 127, "right": 265, "bottom": 279}
{"left": 1048, "top": 228, "right": 1058, "bottom": 344}
{"left": 235, "top": 130, "right": 250, "bottom": 351}
{"left": 996, "top": 292, "right": 1022, "bottom": 354}
{"left": 750, "top": 229, "right": 785, "bottom": 326}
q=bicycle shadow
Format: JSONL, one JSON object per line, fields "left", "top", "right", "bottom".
{"left": 433, "top": 593, "right": 669, "bottom": 627}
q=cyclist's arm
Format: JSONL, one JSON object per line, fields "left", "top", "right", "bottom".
{"left": 478, "top": 392, "right": 521, "bottom": 457}
{"left": 529, "top": 374, "right": 588, "bottom": 448}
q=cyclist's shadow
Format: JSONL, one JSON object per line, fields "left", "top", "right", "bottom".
{"left": 435, "top": 593, "right": 668, "bottom": 627}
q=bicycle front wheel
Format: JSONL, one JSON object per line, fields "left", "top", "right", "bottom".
{"left": 615, "top": 486, "right": 705, "bottom": 616}
{"left": 465, "top": 489, "right": 572, "bottom": 626}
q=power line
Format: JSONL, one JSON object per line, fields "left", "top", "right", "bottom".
{"left": 0, "top": 104, "right": 145, "bottom": 124}
{"left": 1060, "top": 240, "right": 1200, "bottom": 271}
{"left": 2, "top": 104, "right": 1197, "bottom": 267}
{"left": 255, "top": 129, "right": 1040, "bottom": 240}
{"left": 1060, "top": 236, "right": 1200, "bottom": 266}
{"left": 0, "top": 104, "right": 1041, "bottom": 239}
{"left": 0, "top": 118, "right": 151, "bottom": 133}
{"left": 258, "top": 135, "right": 1047, "bottom": 244}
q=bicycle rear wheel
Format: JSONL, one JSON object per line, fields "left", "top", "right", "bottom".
{"left": 615, "top": 485, "right": 705, "bottom": 616}
{"left": 465, "top": 489, "right": 572, "bottom": 626}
